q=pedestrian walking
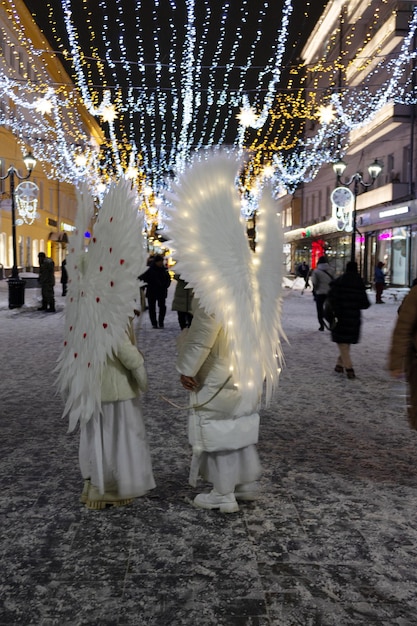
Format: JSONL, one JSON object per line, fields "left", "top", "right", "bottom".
{"left": 60, "top": 258, "right": 68, "bottom": 296}
{"left": 311, "top": 256, "right": 334, "bottom": 330}
{"left": 172, "top": 274, "right": 194, "bottom": 329}
{"left": 139, "top": 255, "right": 171, "bottom": 328}
{"left": 327, "top": 261, "right": 370, "bottom": 379}
{"left": 374, "top": 261, "right": 386, "bottom": 303}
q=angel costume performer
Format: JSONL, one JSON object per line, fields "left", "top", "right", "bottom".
{"left": 56, "top": 180, "right": 155, "bottom": 510}
{"left": 165, "top": 151, "right": 285, "bottom": 513}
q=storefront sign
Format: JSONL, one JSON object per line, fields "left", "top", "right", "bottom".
{"left": 379, "top": 206, "right": 409, "bottom": 218}
{"left": 61, "top": 222, "right": 76, "bottom": 232}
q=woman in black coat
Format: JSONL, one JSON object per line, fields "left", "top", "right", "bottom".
{"left": 327, "top": 261, "right": 370, "bottom": 379}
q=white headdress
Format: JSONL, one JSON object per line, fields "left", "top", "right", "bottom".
{"left": 55, "top": 178, "right": 147, "bottom": 432}
{"left": 164, "top": 150, "right": 285, "bottom": 408}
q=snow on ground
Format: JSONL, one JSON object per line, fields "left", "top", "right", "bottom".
{"left": 1, "top": 277, "right": 416, "bottom": 625}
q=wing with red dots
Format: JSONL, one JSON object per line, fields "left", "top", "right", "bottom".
{"left": 55, "top": 179, "right": 146, "bottom": 432}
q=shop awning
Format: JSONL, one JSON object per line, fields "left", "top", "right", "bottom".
{"left": 48, "top": 232, "right": 69, "bottom": 243}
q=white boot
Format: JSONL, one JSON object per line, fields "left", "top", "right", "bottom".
{"left": 193, "top": 489, "right": 239, "bottom": 513}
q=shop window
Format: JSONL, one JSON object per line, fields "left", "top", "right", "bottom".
{"left": 0, "top": 232, "right": 6, "bottom": 266}
{"left": 391, "top": 227, "right": 408, "bottom": 286}
{"left": 32, "top": 240, "right": 39, "bottom": 264}
{"left": 402, "top": 146, "right": 410, "bottom": 184}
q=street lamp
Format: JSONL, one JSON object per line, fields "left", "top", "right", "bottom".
{"left": 332, "top": 157, "right": 383, "bottom": 263}
{"left": 1, "top": 151, "right": 37, "bottom": 308}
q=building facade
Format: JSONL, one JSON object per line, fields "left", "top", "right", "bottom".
{"left": 279, "top": 0, "right": 417, "bottom": 287}
{"left": 0, "top": 0, "right": 103, "bottom": 275}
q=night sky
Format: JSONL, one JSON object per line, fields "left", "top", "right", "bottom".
{"left": 21, "top": 1, "right": 329, "bottom": 180}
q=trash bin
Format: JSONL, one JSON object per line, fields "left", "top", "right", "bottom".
{"left": 8, "top": 277, "right": 26, "bottom": 309}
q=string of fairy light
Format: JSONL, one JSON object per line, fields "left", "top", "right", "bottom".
{"left": 1, "top": 0, "right": 417, "bottom": 214}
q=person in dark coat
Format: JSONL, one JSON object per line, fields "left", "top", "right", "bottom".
{"left": 311, "top": 256, "right": 335, "bottom": 331}
{"left": 139, "top": 254, "right": 171, "bottom": 328}
{"left": 61, "top": 258, "right": 68, "bottom": 296}
{"left": 172, "top": 274, "right": 194, "bottom": 330}
{"left": 374, "top": 261, "right": 386, "bottom": 304}
{"left": 38, "top": 251, "right": 56, "bottom": 312}
{"left": 327, "top": 261, "right": 370, "bottom": 379}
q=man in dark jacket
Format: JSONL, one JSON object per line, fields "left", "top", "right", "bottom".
{"left": 139, "top": 255, "right": 171, "bottom": 328}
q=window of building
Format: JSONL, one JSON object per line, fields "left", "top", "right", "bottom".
{"left": 402, "top": 145, "right": 411, "bottom": 184}
{"left": 32, "top": 239, "right": 39, "bottom": 264}
{"left": 0, "top": 232, "right": 6, "bottom": 266}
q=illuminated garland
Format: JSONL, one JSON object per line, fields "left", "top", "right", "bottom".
{"left": 1, "top": 0, "right": 417, "bottom": 212}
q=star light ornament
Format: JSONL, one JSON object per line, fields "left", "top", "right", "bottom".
{"left": 34, "top": 96, "right": 53, "bottom": 115}
{"left": 3, "top": 0, "right": 417, "bottom": 196}
{"left": 236, "top": 106, "right": 259, "bottom": 128}
{"left": 317, "top": 104, "right": 335, "bottom": 125}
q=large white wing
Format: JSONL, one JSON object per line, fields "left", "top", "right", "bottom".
{"left": 253, "top": 183, "right": 286, "bottom": 404}
{"left": 164, "top": 150, "right": 265, "bottom": 407}
{"left": 55, "top": 178, "right": 146, "bottom": 432}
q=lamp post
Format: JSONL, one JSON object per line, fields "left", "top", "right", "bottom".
{"left": 1, "top": 151, "right": 37, "bottom": 308}
{"left": 332, "top": 158, "right": 383, "bottom": 263}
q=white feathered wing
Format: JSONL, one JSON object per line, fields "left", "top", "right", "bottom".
{"left": 253, "top": 182, "right": 286, "bottom": 405}
{"left": 55, "top": 178, "right": 147, "bottom": 432}
{"left": 165, "top": 150, "right": 284, "bottom": 408}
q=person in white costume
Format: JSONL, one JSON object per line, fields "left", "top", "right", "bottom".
{"left": 177, "top": 301, "right": 262, "bottom": 513}
{"left": 165, "top": 151, "right": 285, "bottom": 513}
{"left": 78, "top": 320, "right": 155, "bottom": 509}
{"left": 56, "top": 180, "right": 155, "bottom": 509}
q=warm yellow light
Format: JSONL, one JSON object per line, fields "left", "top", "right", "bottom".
{"left": 125, "top": 166, "right": 138, "bottom": 179}
{"left": 101, "top": 104, "right": 118, "bottom": 122}
{"left": 262, "top": 164, "right": 275, "bottom": 178}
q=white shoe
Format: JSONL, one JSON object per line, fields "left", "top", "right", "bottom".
{"left": 193, "top": 489, "right": 239, "bottom": 513}
{"left": 235, "top": 482, "right": 259, "bottom": 501}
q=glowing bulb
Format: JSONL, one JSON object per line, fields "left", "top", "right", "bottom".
{"left": 236, "top": 106, "right": 258, "bottom": 127}
{"left": 34, "top": 97, "right": 53, "bottom": 115}
{"left": 75, "top": 154, "right": 87, "bottom": 167}
{"left": 101, "top": 104, "right": 117, "bottom": 122}
{"left": 317, "top": 104, "right": 335, "bottom": 125}
{"left": 125, "top": 166, "right": 138, "bottom": 180}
